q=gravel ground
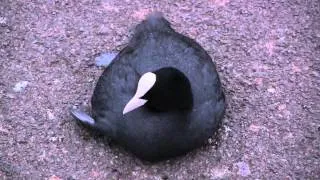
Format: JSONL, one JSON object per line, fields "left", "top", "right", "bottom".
{"left": 1, "top": 0, "right": 319, "bottom": 179}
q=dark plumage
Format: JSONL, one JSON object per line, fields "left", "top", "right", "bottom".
{"left": 71, "top": 13, "right": 226, "bottom": 161}
{"left": 142, "top": 67, "right": 193, "bottom": 112}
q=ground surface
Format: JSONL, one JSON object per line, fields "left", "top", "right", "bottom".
{"left": 1, "top": 0, "right": 319, "bottom": 179}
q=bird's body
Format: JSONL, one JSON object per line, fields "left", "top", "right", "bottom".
{"left": 71, "top": 13, "right": 225, "bottom": 161}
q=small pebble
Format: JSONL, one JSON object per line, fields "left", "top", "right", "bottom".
{"left": 0, "top": 126, "right": 9, "bottom": 134}
{"left": 47, "top": 110, "right": 55, "bottom": 120}
{"left": 254, "top": 78, "right": 263, "bottom": 86}
{"left": 66, "top": 176, "right": 76, "bottom": 180}
{"left": 267, "top": 87, "right": 276, "bottom": 93}
{"left": 49, "top": 175, "right": 62, "bottom": 180}
{"left": 278, "top": 104, "right": 287, "bottom": 111}
{"left": 0, "top": 17, "right": 7, "bottom": 24}
{"left": 235, "top": 161, "right": 251, "bottom": 177}
{"left": 311, "top": 71, "right": 319, "bottom": 77}
{"left": 13, "top": 81, "right": 29, "bottom": 92}
{"left": 95, "top": 52, "right": 117, "bottom": 67}
{"left": 248, "top": 124, "right": 265, "bottom": 132}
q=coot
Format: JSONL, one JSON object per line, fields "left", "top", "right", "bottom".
{"left": 71, "top": 13, "right": 225, "bottom": 161}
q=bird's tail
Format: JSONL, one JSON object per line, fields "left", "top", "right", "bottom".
{"left": 135, "top": 12, "right": 172, "bottom": 33}
{"left": 70, "top": 108, "right": 115, "bottom": 137}
{"left": 70, "top": 109, "right": 95, "bottom": 126}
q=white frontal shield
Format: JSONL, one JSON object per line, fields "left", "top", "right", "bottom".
{"left": 123, "top": 72, "right": 156, "bottom": 115}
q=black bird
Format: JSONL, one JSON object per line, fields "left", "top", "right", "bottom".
{"left": 71, "top": 12, "right": 226, "bottom": 161}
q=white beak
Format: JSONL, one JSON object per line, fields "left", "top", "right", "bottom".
{"left": 123, "top": 72, "right": 156, "bottom": 115}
